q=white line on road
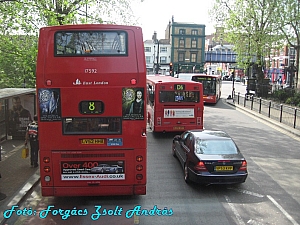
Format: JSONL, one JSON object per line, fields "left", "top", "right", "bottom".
{"left": 227, "top": 187, "right": 264, "bottom": 198}
{"left": 267, "top": 195, "right": 299, "bottom": 225}
{"left": 224, "top": 195, "right": 246, "bottom": 225}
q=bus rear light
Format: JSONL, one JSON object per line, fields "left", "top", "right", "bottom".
{"left": 136, "top": 155, "right": 143, "bottom": 162}
{"left": 130, "top": 79, "right": 137, "bottom": 85}
{"left": 44, "top": 166, "right": 51, "bottom": 173}
{"left": 136, "top": 174, "right": 143, "bottom": 180}
{"left": 136, "top": 165, "right": 143, "bottom": 171}
{"left": 141, "top": 128, "right": 146, "bottom": 136}
{"left": 43, "top": 157, "right": 50, "bottom": 163}
{"left": 46, "top": 80, "right": 52, "bottom": 86}
{"left": 157, "top": 117, "right": 161, "bottom": 126}
{"left": 44, "top": 176, "right": 51, "bottom": 182}
{"left": 197, "top": 117, "right": 202, "bottom": 125}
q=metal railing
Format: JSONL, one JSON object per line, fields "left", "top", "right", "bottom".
{"left": 234, "top": 92, "right": 299, "bottom": 130}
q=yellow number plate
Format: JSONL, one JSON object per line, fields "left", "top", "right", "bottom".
{"left": 173, "top": 126, "right": 185, "bottom": 130}
{"left": 215, "top": 166, "right": 233, "bottom": 171}
{"left": 80, "top": 139, "right": 104, "bottom": 144}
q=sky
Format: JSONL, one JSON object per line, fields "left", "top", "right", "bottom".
{"left": 131, "top": 0, "right": 216, "bottom": 41}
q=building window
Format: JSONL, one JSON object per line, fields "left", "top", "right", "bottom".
{"left": 191, "top": 39, "right": 197, "bottom": 48}
{"left": 190, "top": 53, "right": 197, "bottom": 63}
{"left": 160, "top": 56, "right": 167, "bottom": 63}
{"left": 144, "top": 47, "right": 151, "bottom": 52}
{"left": 146, "top": 56, "right": 151, "bottom": 64}
{"left": 178, "top": 53, "right": 185, "bottom": 62}
{"left": 179, "top": 39, "right": 185, "bottom": 48}
{"left": 160, "top": 47, "right": 167, "bottom": 53}
{"left": 191, "top": 30, "right": 198, "bottom": 35}
{"left": 179, "top": 29, "right": 186, "bottom": 35}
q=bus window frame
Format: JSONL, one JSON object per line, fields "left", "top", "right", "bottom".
{"left": 54, "top": 30, "right": 129, "bottom": 57}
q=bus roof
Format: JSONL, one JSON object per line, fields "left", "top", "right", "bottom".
{"left": 39, "top": 24, "right": 143, "bottom": 31}
{"left": 147, "top": 75, "right": 200, "bottom": 84}
{"left": 175, "top": 73, "right": 221, "bottom": 81}
{"left": 191, "top": 74, "right": 221, "bottom": 78}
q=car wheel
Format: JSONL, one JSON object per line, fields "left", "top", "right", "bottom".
{"left": 172, "top": 142, "right": 177, "bottom": 157}
{"left": 184, "top": 163, "right": 190, "bottom": 183}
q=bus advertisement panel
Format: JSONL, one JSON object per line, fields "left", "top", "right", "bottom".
{"left": 146, "top": 75, "right": 204, "bottom": 132}
{"left": 191, "top": 74, "right": 222, "bottom": 104}
{"left": 36, "top": 24, "right": 147, "bottom": 196}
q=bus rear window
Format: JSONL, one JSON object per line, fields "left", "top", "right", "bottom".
{"left": 55, "top": 31, "right": 127, "bottom": 56}
{"left": 159, "top": 91, "right": 199, "bottom": 103}
{"left": 63, "top": 117, "right": 121, "bottom": 134}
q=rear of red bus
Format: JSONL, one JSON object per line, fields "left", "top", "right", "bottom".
{"left": 36, "top": 24, "right": 147, "bottom": 196}
{"left": 191, "top": 74, "right": 222, "bottom": 104}
{"left": 147, "top": 76, "right": 204, "bottom": 132}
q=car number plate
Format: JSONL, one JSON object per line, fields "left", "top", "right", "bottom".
{"left": 80, "top": 139, "right": 104, "bottom": 144}
{"left": 173, "top": 126, "right": 185, "bottom": 130}
{"left": 215, "top": 166, "right": 233, "bottom": 171}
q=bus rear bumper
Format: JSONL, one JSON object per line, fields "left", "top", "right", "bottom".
{"left": 41, "top": 185, "right": 146, "bottom": 196}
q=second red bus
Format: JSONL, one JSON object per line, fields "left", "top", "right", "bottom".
{"left": 146, "top": 75, "right": 204, "bottom": 132}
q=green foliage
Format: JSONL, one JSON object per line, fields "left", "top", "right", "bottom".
{"left": 0, "top": 0, "right": 142, "bottom": 88}
{"left": 210, "top": 0, "right": 299, "bottom": 87}
{"left": 271, "top": 89, "right": 300, "bottom": 106}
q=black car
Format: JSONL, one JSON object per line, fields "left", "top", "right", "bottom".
{"left": 172, "top": 129, "right": 248, "bottom": 185}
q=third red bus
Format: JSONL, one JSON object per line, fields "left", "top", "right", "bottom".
{"left": 191, "top": 74, "right": 222, "bottom": 104}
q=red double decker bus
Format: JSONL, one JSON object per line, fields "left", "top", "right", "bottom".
{"left": 36, "top": 24, "right": 147, "bottom": 196}
{"left": 191, "top": 74, "right": 222, "bottom": 104}
{"left": 146, "top": 75, "right": 204, "bottom": 132}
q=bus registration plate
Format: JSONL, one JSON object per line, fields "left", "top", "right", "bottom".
{"left": 173, "top": 126, "right": 185, "bottom": 130}
{"left": 215, "top": 166, "right": 233, "bottom": 171}
{"left": 80, "top": 139, "right": 104, "bottom": 144}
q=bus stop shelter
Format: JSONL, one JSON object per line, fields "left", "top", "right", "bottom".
{"left": 0, "top": 88, "right": 36, "bottom": 143}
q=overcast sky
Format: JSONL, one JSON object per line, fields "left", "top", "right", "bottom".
{"left": 131, "top": 0, "right": 216, "bottom": 41}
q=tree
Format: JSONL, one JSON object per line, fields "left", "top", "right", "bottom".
{"left": 211, "top": 0, "right": 300, "bottom": 90}
{"left": 0, "top": 0, "right": 143, "bottom": 88}
{"left": 272, "top": 0, "right": 300, "bottom": 89}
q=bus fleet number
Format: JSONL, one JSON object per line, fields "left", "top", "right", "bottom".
{"left": 85, "top": 69, "right": 97, "bottom": 73}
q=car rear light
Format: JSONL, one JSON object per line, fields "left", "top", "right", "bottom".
{"left": 239, "top": 160, "right": 247, "bottom": 171}
{"left": 194, "top": 161, "right": 208, "bottom": 172}
{"left": 157, "top": 117, "right": 161, "bottom": 126}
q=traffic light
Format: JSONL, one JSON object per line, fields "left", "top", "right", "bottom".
{"left": 169, "top": 62, "right": 173, "bottom": 75}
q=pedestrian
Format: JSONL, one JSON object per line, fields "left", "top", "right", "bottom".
{"left": 25, "top": 115, "right": 39, "bottom": 168}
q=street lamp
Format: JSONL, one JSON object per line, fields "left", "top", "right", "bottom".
{"left": 208, "top": 44, "right": 213, "bottom": 75}
{"left": 152, "top": 31, "right": 160, "bottom": 74}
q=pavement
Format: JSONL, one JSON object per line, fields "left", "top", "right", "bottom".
{"left": 0, "top": 139, "right": 40, "bottom": 224}
{"left": 0, "top": 98, "right": 299, "bottom": 225}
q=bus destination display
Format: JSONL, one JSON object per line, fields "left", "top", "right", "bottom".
{"left": 79, "top": 101, "right": 104, "bottom": 114}
{"left": 174, "top": 84, "right": 185, "bottom": 90}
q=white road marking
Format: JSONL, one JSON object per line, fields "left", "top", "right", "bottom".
{"left": 267, "top": 195, "right": 299, "bottom": 225}
{"left": 224, "top": 195, "right": 246, "bottom": 225}
{"left": 227, "top": 187, "right": 264, "bottom": 198}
